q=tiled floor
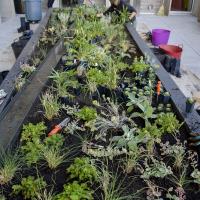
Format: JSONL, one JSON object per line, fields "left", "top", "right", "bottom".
{"left": 137, "top": 14, "right": 200, "bottom": 101}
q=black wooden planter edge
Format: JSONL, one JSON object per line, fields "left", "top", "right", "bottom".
{"left": 0, "top": 9, "right": 53, "bottom": 115}
{"left": 0, "top": 37, "right": 65, "bottom": 149}
{"left": 126, "top": 23, "right": 200, "bottom": 133}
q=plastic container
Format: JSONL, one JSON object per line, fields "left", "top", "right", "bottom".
{"left": 152, "top": 29, "right": 171, "bottom": 46}
{"left": 159, "top": 45, "right": 183, "bottom": 59}
{"left": 24, "top": 0, "right": 42, "bottom": 22}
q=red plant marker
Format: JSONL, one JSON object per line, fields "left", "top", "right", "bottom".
{"left": 156, "top": 81, "right": 161, "bottom": 103}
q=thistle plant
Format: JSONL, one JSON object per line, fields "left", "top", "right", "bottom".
{"left": 160, "top": 141, "right": 186, "bottom": 169}
{"left": 141, "top": 157, "right": 173, "bottom": 179}
{"left": 41, "top": 90, "right": 61, "bottom": 120}
{"left": 126, "top": 93, "right": 156, "bottom": 125}
{"left": 93, "top": 100, "right": 135, "bottom": 139}
{"left": 0, "top": 150, "right": 21, "bottom": 185}
{"left": 82, "top": 143, "right": 127, "bottom": 160}
{"left": 191, "top": 169, "right": 200, "bottom": 185}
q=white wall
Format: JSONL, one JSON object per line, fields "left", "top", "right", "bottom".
{"left": 0, "top": 0, "right": 16, "bottom": 22}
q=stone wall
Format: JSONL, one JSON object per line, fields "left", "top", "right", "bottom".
{"left": 140, "top": 0, "right": 162, "bottom": 13}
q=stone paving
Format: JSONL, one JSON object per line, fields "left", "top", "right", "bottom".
{"left": 137, "top": 14, "right": 200, "bottom": 104}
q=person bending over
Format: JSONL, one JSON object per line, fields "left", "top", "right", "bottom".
{"left": 98, "top": 0, "right": 137, "bottom": 24}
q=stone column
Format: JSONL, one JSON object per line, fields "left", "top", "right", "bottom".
{"left": 0, "top": 0, "right": 16, "bottom": 22}
{"left": 130, "top": 0, "right": 140, "bottom": 14}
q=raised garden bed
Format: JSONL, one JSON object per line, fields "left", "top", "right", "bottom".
{"left": 0, "top": 6, "right": 200, "bottom": 200}
{"left": 0, "top": 8, "right": 72, "bottom": 114}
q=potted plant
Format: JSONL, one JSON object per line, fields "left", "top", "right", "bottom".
{"left": 186, "top": 97, "right": 195, "bottom": 113}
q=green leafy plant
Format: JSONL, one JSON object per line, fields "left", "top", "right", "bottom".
{"left": 41, "top": 90, "right": 61, "bottom": 120}
{"left": 76, "top": 106, "right": 97, "bottom": 122}
{"left": 55, "top": 181, "right": 94, "bottom": 200}
{"left": 0, "top": 195, "right": 5, "bottom": 200}
{"left": 20, "top": 122, "right": 46, "bottom": 142}
{"left": 67, "top": 157, "right": 98, "bottom": 182}
{"left": 86, "top": 68, "right": 110, "bottom": 93}
{"left": 0, "top": 150, "right": 21, "bottom": 185}
{"left": 12, "top": 176, "right": 46, "bottom": 199}
{"left": 156, "top": 113, "right": 182, "bottom": 134}
{"left": 141, "top": 158, "right": 173, "bottom": 179}
{"left": 20, "top": 123, "right": 46, "bottom": 166}
{"left": 138, "top": 124, "right": 163, "bottom": 154}
{"left": 44, "top": 134, "right": 64, "bottom": 150}
{"left": 130, "top": 57, "right": 149, "bottom": 73}
{"left": 21, "top": 140, "right": 43, "bottom": 166}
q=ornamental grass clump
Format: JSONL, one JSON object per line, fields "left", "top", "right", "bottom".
{"left": 41, "top": 90, "right": 61, "bottom": 120}
{"left": 42, "top": 147, "right": 65, "bottom": 170}
{"left": 0, "top": 150, "right": 21, "bottom": 185}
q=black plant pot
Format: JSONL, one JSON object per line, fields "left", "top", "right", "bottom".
{"left": 186, "top": 102, "right": 195, "bottom": 113}
{"left": 163, "top": 95, "right": 170, "bottom": 104}
{"left": 59, "top": 96, "right": 74, "bottom": 106}
{"left": 97, "top": 86, "right": 112, "bottom": 97}
{"left": 73, "top": 88, "right": 81, "bottom": 96}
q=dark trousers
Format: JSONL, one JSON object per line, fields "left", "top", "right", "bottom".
{"left": 48, "top": 0, "right": 55, "bottom": 7}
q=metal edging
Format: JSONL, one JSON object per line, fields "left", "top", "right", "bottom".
{"left": 0, "top": 37, "right": 65, "bottom": 149}
{"left": 126, "top": 23, "right": 200, "bottom": 133}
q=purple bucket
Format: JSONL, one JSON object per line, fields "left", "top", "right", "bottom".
{"left": 152, "top": 29, "right": 171, "bottom": 46}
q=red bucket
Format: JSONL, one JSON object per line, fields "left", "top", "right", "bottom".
{"left": 159, "top": 44, "right": 183, "bottom": 59}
